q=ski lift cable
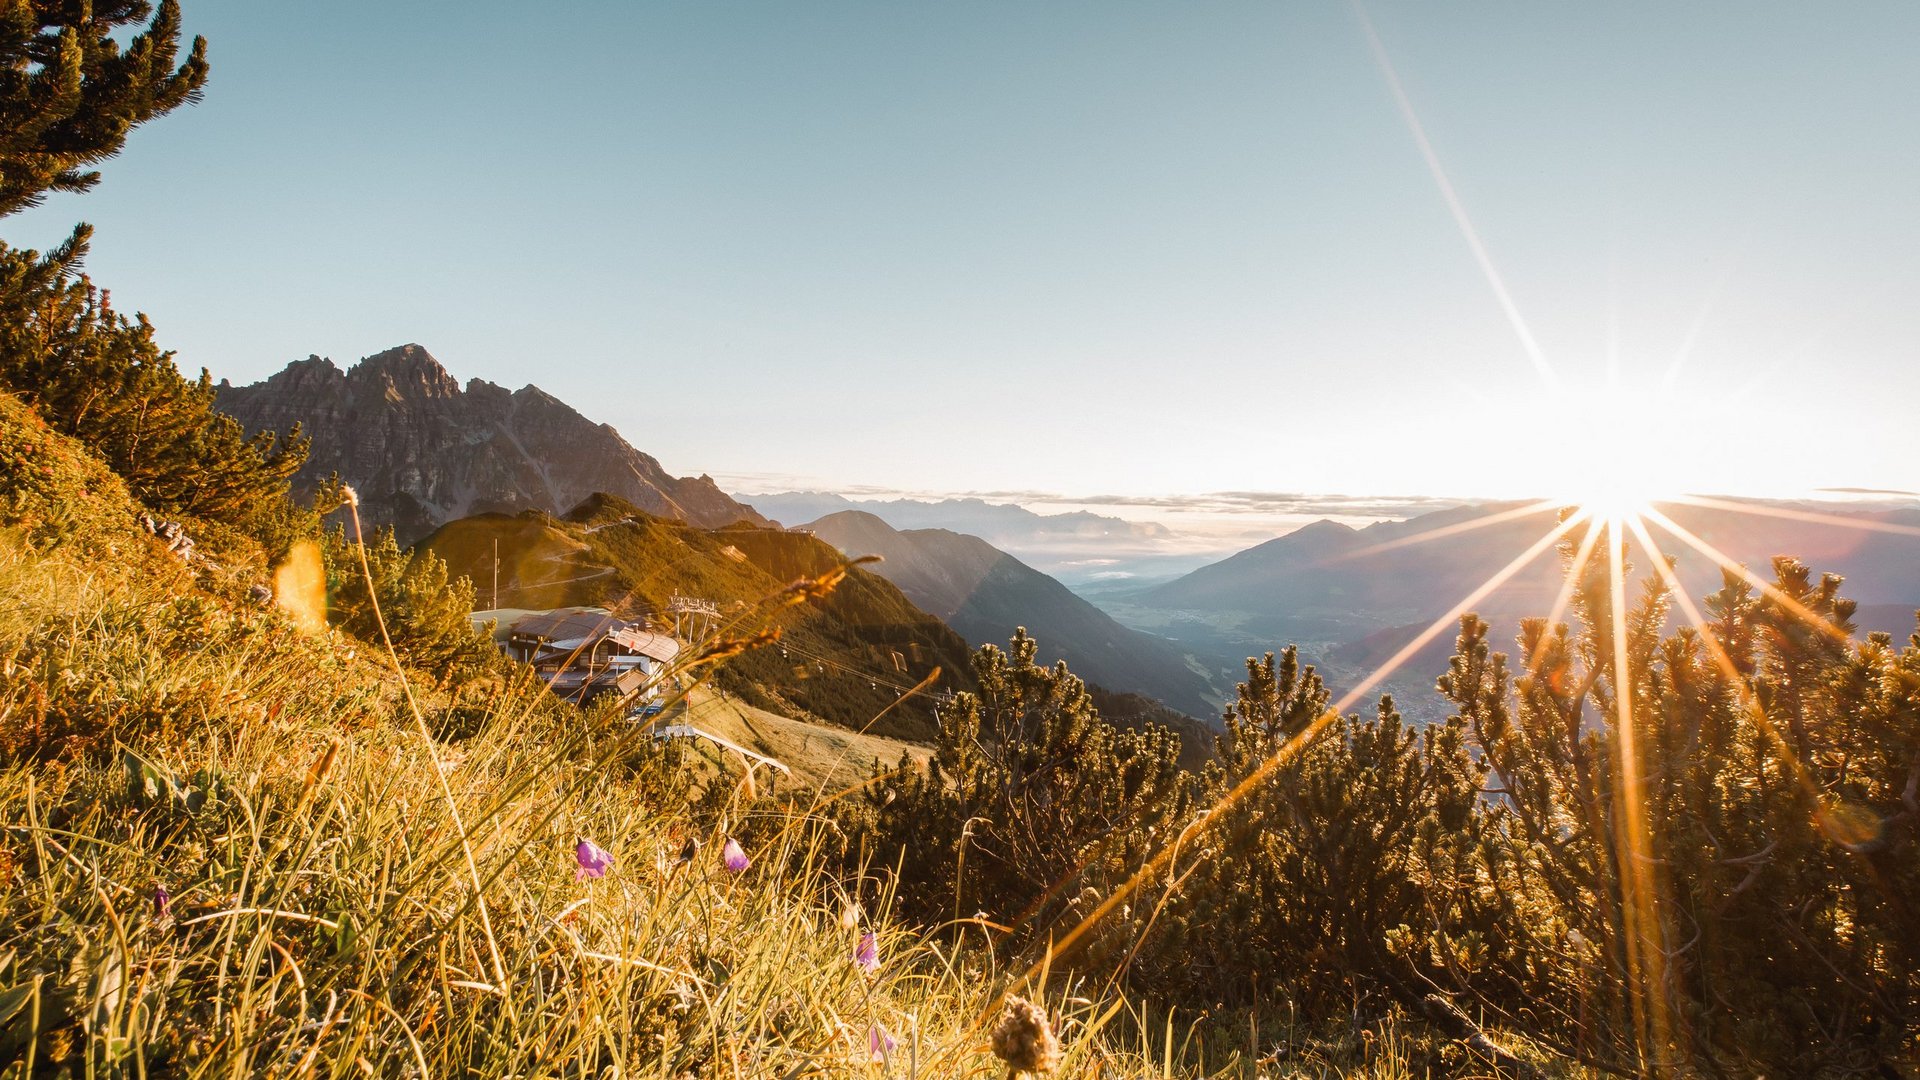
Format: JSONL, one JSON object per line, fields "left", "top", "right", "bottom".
{"left": 782, "top": 642, "right": 922, "bottom": 692}
{"left": 773, "top": 641, "right": 926, "bottom": 696}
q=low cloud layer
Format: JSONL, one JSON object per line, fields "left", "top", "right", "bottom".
{"left": 720, "top": 473, "right": 1468, "bottom": 526}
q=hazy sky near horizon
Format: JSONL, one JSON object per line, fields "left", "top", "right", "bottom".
{"left": 7, "top": 2, "right": 1918, "bottom": 504}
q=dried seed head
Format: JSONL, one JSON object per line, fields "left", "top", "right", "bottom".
{"left": 990, "top": 995, "right": 1060, "bottom": 1075}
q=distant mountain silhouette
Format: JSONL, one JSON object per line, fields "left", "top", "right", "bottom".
{"left": 217, "top": 345, "right": 764, "bottom": 543}
{"left": 1125, "top": 498, "right": 1920, "bottom": 717}
{"left": 1147, "top": 499, "right": 1920, "bottom": 630}
{"left": 752, "top": 492, "right": 1169, "bottom": 544}
{"left": 807, "top": 510, "right": 1218, "bottom": 718}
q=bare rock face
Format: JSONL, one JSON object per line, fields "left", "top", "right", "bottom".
{"left": 216, "top": 344, "right": 765, "bottom": 542}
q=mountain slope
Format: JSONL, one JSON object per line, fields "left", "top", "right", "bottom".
{"left": 807, "top": 510, "right": 1218, "bottom": 719}
{"left": 419, "top": 496, "right": 977, "bottom": 741}
{"left": 217, "top": 344, "right": 764, "bottom": 543}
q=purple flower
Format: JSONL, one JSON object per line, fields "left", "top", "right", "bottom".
{"left": 867, "top": 1022, "right": 897, "bottom": 1063}
{"left": 854, "top": 931, "right": 879, "bottom": 972}
{"left": 722, "top": 838, "right": 750, "bottom": 874}
{"left": 154, "top": 885, "right": 170, "bottom": 918}
{"left": 575, "top": 838, "right": 614, "bottom": 880}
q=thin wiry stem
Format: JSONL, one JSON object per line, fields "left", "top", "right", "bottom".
{"left": 345, "top": 496, "right": 515, "bottom": 1009}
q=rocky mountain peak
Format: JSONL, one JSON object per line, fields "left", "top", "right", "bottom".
{"left": 348, "top": 344, "right": 461, "bottom": 400}
{"left": 216, "top": 345, "right": 767, "bottom": 543}
{"left": 235, "top": 353, "right": 343, "bottom": 391}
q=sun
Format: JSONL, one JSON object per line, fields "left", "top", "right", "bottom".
{"left": 1558, "top": 460, "right": 1661, "bottom": 527}
{"left": 1543, "top": 380, "right": 1680, "bottom": 526}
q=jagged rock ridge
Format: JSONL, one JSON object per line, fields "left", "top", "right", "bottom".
{"left": 217, "top": 344, "right": 765, "bottom": 542}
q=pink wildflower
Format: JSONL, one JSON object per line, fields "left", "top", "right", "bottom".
{"left": 867, "top": 1022, "right": 897, "bottom": 1063}
{"left": 575, "top": 838, "right": 614, "bottom": 880}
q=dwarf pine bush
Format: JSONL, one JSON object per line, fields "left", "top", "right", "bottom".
{"left": 839, "top": 628, "right": 1191, "bottom": 942}
{"left": 0, "top": 236, "right": 307, "bottom": 538}
{"left": 1436, "top": 547, "right": 1920, "bottom": 1075}
{"left": 321, "top": 523, "right": 500, "bottom": 687}
{"left": 1141, "top": 650, "right": 1493, "bottom": 1019}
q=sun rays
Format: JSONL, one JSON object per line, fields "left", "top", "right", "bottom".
{"left": 1350, "top": 0, "right": 1557, "bottom": 390}
{"left": 986, "top": 10, "right": 1920, "bottom": 1067}
{"left": 1000, "top": 480, "right": 1908, "bottom": 1071}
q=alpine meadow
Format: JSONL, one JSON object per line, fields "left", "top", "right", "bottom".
{"left": 2, "top": 3, "right": 1917, "bottom": 1078}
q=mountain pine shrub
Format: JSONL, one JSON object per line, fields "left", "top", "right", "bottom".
{"left": 1438, "top": 541, "right": 1920, "bottom": 1075}
{"left": 0, "top": 0, "right": 207, "bottom": 216}
{"left": 0, "top": 234, "right": 307, "bottom": 536}
{"left": 321, "top": 524, "right": 498, "bottom": 687}
{"left": 1141, "top": 648, "right": 1496, "bottom": 1021}
{"left": 839, "top": 628, "right": 1191, "bottom": 942}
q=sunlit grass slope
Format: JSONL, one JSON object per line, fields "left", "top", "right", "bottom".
{"left": 419, "top": 493, "right": 978, "bottom": 741}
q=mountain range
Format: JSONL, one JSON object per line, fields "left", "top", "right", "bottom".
{"left": 750, "top": 492, "right": 1170, "bottom": 543}
{"left": 1105, "top": 498, "right": 1920, "bottom": 719}
{"left": 805, "top": 510, "right": 1218, "bottom": 718}
{"left": 1143, "top": 500, "right": 1920, "bottom": 631}
{"left": 217, "top": 345, "right": 764, "bottom": 543}
{"left": 740, "top": 491, "right": 1211, "bottom": 583}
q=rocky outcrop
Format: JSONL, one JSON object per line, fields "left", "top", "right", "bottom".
{"left": 216, "top": 344, "right": 764, "bottom": 542}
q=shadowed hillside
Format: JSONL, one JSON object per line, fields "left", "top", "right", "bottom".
{"left": 808, "top": 510, "right": 1219, "bottom": 718}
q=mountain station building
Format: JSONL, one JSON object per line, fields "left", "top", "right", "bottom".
{"left": 471, "top": 606, "right": 681, "bottom": 707}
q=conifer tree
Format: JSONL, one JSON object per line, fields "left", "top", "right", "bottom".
{"left": 0, "top": 2, "right": 308, "bottom": 538}
{"left": 0, "top": 0, "right": 207, "bottom": 217}
{"left": 1145, "top": 648, "right": 1495, "bottom": 1015}
{"left": 0, "top": 241, "right": 307, "bottom": 528}
{"left": 322, "top": 525, "right": 497, "bottom": 686}
{"left": 1442, "top": 538, "right": 1918, "bottom": 1074}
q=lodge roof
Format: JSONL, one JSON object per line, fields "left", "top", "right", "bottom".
{"left": 607, "top": 626, "right": 681, "bottom": 664}
{"left": 505, "top": 606, "right": 624, "bottom": 644}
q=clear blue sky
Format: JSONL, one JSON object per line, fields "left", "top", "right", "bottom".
{"left": 7, "top": 1, "right": 1917, "bottom": 503}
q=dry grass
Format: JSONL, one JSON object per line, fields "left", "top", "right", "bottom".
{"left": 1, "top": 530, "right": 1354, "bottom": 1078}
